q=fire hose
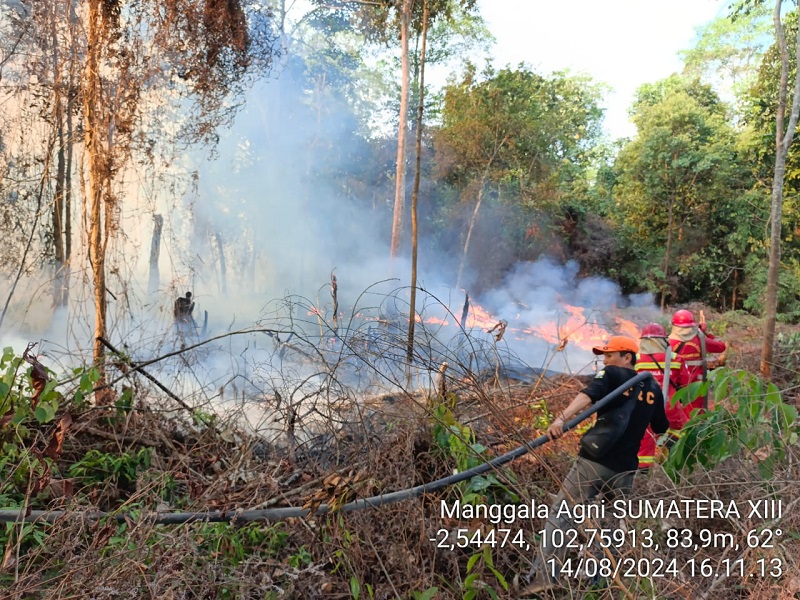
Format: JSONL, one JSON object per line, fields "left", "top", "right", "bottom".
{"left": 0, "top": 372, "right": 653, "bottom": 525}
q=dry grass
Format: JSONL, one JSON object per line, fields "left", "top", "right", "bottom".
{"left": 3, "top": 304, "right": 800, "bottom": 599}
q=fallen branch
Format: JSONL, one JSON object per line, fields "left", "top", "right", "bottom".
{"left": 97, "top": 337, "right": 194, "bottom": 415}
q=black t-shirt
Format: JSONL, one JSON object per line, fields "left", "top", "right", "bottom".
{"left": 578, "top": 365, "right": 669, "bottom": 472}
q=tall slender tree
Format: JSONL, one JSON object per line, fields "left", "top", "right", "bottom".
{"left": 75, "top": 0, "right": 277, "bottom": 400}
{"left": 761, "top": 0, "right": 800, "bottom": 377}
{"left": 407, "top": 0, "right": 428, "bottom": 362}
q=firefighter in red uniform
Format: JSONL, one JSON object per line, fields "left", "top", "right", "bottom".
{"left": 668, "top": 309, "right": 727, "bottom": 413}
{"left": 636, "top": 323, "right": 692, "bottom": 470}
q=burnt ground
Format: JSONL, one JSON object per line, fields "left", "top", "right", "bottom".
{"left": 2, "top": 308, "right": 800, "bottom": 599}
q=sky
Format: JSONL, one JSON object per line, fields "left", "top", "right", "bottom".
{"left": 476, "top": 0, "right": 730, "bottom": 139}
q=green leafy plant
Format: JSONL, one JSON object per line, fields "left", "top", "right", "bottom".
{"left": 463, "top": 545, "right": 508, "bottom": 600}
{"left": 529, "top": 397, "right": 553, "bottom": 431}
{"left": 1, "top": 346, "right": 61, "bottom": 430}
{"left": 431, "top": 403, "right": 518, "bottom": 504}
{"left": 665, "top": 368, "right": 799, "bottom": 479}
{"left": 191, "top": 521, "right": 289, "bottom": 567}
{"left": 409, "top": 587, "right": 439, "bottom": 600}
{"left": 287, "top": 545, "right": 312, "bottom": 568}
{"left": 68, "top": 448, "right": 153, "bottom": 490}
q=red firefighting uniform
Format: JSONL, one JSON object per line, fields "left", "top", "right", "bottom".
{"left": 669, "top": 331, "right": 726, "bottom": 413}
{"left": 636, "top": 352, "right": 692, "bottom": 469}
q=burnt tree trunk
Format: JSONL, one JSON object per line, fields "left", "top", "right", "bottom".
{"left": 215, "top": 232, "right": 228, "bottom": 295}
{"left": 148, "top": 214, "right": 163, "bottom": 293}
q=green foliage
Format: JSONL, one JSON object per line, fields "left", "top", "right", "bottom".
{"left": 665, "top": 368, "right": 799, "bottom": 480}
{"left": 529, "top": 397, "right": 553, "bottom": 431}
{"left": 288, "top": 545, "right": 313, "bottom": 568}
{"left": 409, "top": 588, "right": 439, "bottom": 600}
{"left": 0, "top": 520, "right": 49, "bottom": 564}
{"left": 680, "top": 3, "right": 771, "bottom": 111}
{"left": 432, "top": 64, "right": 605, "bottom": 277}
{"left": 431, "top": 402, "right": 517, "bottom": 504}
{"left": 1, "top": 346, "right": 61, "bottom": 430}
{"left": 742, "top": 253, "right": 800, "bottom": 321}
{"left": 68, "top": 448, "right": 153, "bottom": 490}
{"left": 611, "top": 75, "right": 757, "bottom": 305}
{"left": 462, "top": 545, "right": 507, "bottom": 600}
{"left": 191, "top": 521, "right": 290, "bottom": 567}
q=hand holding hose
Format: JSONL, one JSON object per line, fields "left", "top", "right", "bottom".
{"left": 547, "top": 416, "right": 566, "bottom": 439}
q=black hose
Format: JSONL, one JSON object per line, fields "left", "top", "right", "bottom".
{"left": 0, "top": 372, "right": 652, "bottom": 525}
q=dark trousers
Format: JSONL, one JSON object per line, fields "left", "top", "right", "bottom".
{"left": 531, "top": 457, "right": 635, "bottom": 581}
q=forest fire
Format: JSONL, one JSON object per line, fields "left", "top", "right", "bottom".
{"left": 523, "top": 304, "right": 640, "bottom": 351}
{"left": 418, "top": 299, "right": 641, "bottom": 352}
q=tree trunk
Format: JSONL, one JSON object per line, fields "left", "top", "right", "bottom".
{"left": 51, "top": 0, "right": 69, "bottom": 308}
{"left": 84, "top": 0, "right": 112, "bottom": 402}
{"left": 407, "top": 0, "right": 428, "bottom": 363}
{"left": 661, "top": 196, "right": 675, "bottom": 311}
{"left": 761, "top": 0, "right": 800, "bottom": 378}
{"left": 215, "top": 232, "right": 228, "bottom": 295}
{"left": 455, "top": 171, "right": 488, "bottom": 291}
{"left": 148, "top": 214, "right": 163, "bottom": 293}
{"left": 454, "top": 131, "right": 508, "bottom": 291}
{"left": 389, "top": 0, "right": 411, "bottom": 258}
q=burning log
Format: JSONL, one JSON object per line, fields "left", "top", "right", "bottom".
{"left": 460, "top": 291, "right": 470, "bottom": 328}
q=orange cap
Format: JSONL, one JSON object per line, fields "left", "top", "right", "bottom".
{"left": 591, "top": 335, "right": 639, "bottom": 355}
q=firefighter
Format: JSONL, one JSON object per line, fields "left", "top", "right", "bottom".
{"left": 668, "top": 309, "right": 726, "bottom": 413}
{"left": 523, "top": 335, "right": 669, "bottom": 593}
{"left": 636, "top": 323, "right": 692, "bottom": 470}
{"left": 174, "top": 291, "right": 196, "bottom": 332}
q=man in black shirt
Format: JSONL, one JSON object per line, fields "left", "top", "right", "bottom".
{"left": 525, "top": 335, "right": 669, "bottom": 593}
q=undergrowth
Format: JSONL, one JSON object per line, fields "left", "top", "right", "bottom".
{"left": 2, "top": 347, "right": 800, "bottom": 599}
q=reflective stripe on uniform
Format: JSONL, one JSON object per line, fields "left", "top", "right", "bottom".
{"left": 637, "top": 362, "right": 681, "bottom": 370}
{"left": 638, "top": 456, "right": 655, "bottom": 467}
{"left": 667, "top": 428, "right": 683, "bottom": 439}
{"left": 684, "top": 360, "right": 704, "bottom": 366}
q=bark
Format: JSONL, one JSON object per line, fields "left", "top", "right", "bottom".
{"left": 406, "top": 0, "right": 428, "bottom": 363}
{"left": 761, "top": 0, "right": 800, "bottom": 378}
{"left": 389, "top": 0, "right": 412, "bottom": 258}
{"left": 215, "top": 232, "right": 228, "bottom": 294}
{"left": 84, "top": 0, "right": 112, "bottom": 402}
{"left": 148, "top": 214, "right": 164, "bottom": 294}
{"left": 51, "top": 0, "right": 73, "bottom": 308}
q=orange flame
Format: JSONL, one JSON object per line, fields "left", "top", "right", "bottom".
{"left": 423, "top": 299, "right": 642, "bottom": 352}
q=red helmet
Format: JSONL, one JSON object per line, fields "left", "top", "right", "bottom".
{"left": 672, "top": 309, "right": 698, "bottom": 327}
{"left": 640, "top": 322, "right": 667, "bottom": 338}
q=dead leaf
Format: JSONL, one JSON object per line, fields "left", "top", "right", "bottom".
{"left": 45, "top": 412, "right": 73, "bottom": 459}
{"left": 753, "top": 447, "right": 771, "bottom": 462}
{"left": 0, "top": 401, "right": 14, "bottom": 429}
{"left": 29, "top": 449, "right": 51, "bottom": 496}
{"left": 47, "top": 479, "right": 74, "bottom": 499}
{"left": 22, "top": 342, "right": 48, "bottom": 408}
